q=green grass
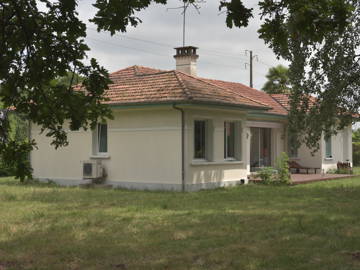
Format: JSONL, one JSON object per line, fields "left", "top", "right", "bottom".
{"left": 1, "top": 177, "right": 360, "bottom": 270}
{"left": 353, "top": 166, "right": 360, "bottom": 175}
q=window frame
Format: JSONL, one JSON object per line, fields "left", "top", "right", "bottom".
{"left": 193, "top": 120, "right": 207, "bottom": 160}
{"left": 93, "top": 123, "right": 108, "bottom": 155}
{"left": 325, "top": 136, "right": 332, "bottom": 159}
{"left": 224, "top": 121, "right": 236, "bottom": 160}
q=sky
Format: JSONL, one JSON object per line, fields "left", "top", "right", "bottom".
{"left": 76, "top": 0, "right": 288, "bottom": 90}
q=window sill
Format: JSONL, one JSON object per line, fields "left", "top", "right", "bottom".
{"left": 90, "top": 155, "right": 110, "bottom": 160}
{"left": 324, "top": 157, "right": 333, "bottom": 161}
{"left": 191, "top": 160, "right": 243, "bottom": 166}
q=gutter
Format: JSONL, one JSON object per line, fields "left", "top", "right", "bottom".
{"left": 172, "top": 104, "right": 185, "bottom": 192}
{"left": 109, "top": 100, "right": 270, "bottom": 112}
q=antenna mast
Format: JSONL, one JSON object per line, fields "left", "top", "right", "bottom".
{"left": 167, "top": 1, "right": 205, "bottom": 46}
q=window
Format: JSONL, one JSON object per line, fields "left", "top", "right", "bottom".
{"left": 194, "top": 120, "right": 207, "bottom": 159}
{"left": 325, "top": 136, "right": 332, "bottom": 158}
{"left": 224, "top": 122, "right": 235, "bottom": 159}
{"left": 93, "top": 123, "right": 108, "bottom": 154}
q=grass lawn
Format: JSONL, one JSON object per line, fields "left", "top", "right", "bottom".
{"left": 1, "top": 177, "right": 360, "bottom": 270}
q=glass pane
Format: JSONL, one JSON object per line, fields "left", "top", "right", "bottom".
{"left": 194, "top": 121, "right": 206, "bottom": 159}
{"left": 261, "top": 128, "right": 271, "bottom": 167}
{"left": 250, "top": 127, "right": 260, "bottom": 169}
{"left": 224, "top": 122, "right": 235, "bottom": 158}
{"left": 98, "top": 124, "right": 108, "bottom": 153}
{"left": 325, "top": 137, "right": 332, "bottom": 157}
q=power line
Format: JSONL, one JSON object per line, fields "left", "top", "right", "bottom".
{"left": 86, "top": 27, "right": 276, "bottom": 79}
{"left": 87, "top": 37, "right": 248, "bottom": 70}
{"left": 87, "top": 27, "right": 249, "bottom": 61}
{"left": 87, "top": 37, "right": 168, "bottom": 57}
{"left": 86, "top": 26, "right": 280, "bottom": 70}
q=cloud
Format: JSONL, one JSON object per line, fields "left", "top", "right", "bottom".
{"left": 77, "top": 0, "right": 288, "bottom": 90}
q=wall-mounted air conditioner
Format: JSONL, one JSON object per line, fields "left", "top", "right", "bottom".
{"left": 82, "top": 160, "right": 103, "bottom": 179}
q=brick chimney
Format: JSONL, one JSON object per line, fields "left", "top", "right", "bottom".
{"left": 174, "top": 46, "right": 199, "bottom": 76}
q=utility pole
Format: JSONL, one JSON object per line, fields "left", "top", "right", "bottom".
{"left": 249, "top": 50, "right": 253, "bottom": 88}
{"left": 245, "top": 50, "right": 258, "bottom": 88}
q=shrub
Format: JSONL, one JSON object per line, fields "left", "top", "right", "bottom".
{"left": 257, "top": 167, "right": 275, "bottom": 184}
{"left": 0, "top": 158, "right": 14, "bottom": 177}
{"left": 257, "top": 152, "right": 292, "bottom": 185}
{"left": 326, "top": 168, "right": 337, "bottom": 174}
{"left": 275, "top": 152, "right": 292, "bottom": 184}
{"left": 327, "top": 168, "right": 353, "bottom": 175}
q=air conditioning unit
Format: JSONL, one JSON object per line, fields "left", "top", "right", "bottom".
{"left": 82, "top": 160, "right": 103, "bottom": 179}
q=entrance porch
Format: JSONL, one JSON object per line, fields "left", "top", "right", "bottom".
{"left": 246, "top": 120, "right": 285, "bottom": 173}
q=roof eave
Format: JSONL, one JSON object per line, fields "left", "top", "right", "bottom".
{"left": 108, "top": 100, "right": 271, "bottom": 111}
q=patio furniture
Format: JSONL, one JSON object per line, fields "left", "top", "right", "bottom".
{"left": 337, "top": 162, "right": 352, "bottom": 174}
{"left": 288, "top": 160, "right": 320, "bottom": 174}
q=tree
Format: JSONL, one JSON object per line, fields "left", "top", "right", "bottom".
{"left": 262, "top": 65, "right": 290, "bottom": 94}
{"left": 1, "top": 0, "right": 359, "bottom": 179}
{"left": 258, "top": 0, "right": 360, "bottom": 152}
{"left": 56, "top": 72, "right": 85, "bottom": 87}
{"left": 0, "top": 0, "right": 112, "bottom": 180}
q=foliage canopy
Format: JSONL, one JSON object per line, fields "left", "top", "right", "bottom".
{"left": 262, "top": 65, "right": 290, "bottom": 94}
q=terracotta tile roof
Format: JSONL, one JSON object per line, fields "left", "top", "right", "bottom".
{"left": 270, "top": 94, "right": 290, "bottom": 111}
{"left": 78, "top": 65, "right": 292, "bottom": 115}
{"left": 271, "top": 94, "right": 321, "bottom": 112}
{"left": 99, "top": 66, "right": 270, "bottom": 110}
{"left": 201, "top": 78, "right": 288, "bottom": 115}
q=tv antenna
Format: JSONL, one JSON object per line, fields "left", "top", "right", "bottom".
{"left": 167, "top": 1, "right": 205, "bottom": 46}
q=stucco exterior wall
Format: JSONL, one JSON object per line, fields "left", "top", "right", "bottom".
{"left": 289, "top": 125, "right": 353, "bottom": 173}
{"left": 31, "top": 107, "right": 182, "bottom": 189}
{"left": 184, "top": 108, "right": 248, "bottom": 188}
{"left": 292, "top": 143, "right": 322, "bottom": 169}
{"left": 183, "top": 108, "right": 286, "bottom": 188}
{"left": 34, "top": 104, "right": 347, "bottom": 190}
{"left": 321, "top": 126, "right": 353, "bottom": 172}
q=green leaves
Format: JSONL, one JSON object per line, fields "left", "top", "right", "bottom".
{"left": 262, "top": 65, "right": 291, "bottom": 94}
{"left": 259, "top": 0, "right": 360, "bottom": 151}
{"left": 219, "top": 0, "right": 253, "bottom": 28}
{"left": 91, "top": 0, "right": 168, "bottom": 34}
{"left": 0, "top": 0, "right": 112, "bottom": 179}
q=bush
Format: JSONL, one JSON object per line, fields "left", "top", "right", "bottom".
{"left": 327, "top": 168, "right": 353, "bottom": 175}
{"left": 275, "top": 152, "right": 292, "bottom": 184}
{"left": 0, "top": 158, "right": 14, "bottom": 177}
{"left": 257, "top": 167, "right": 275, "bottom": 184}
{"left": 257, "top": 152, "right": 292, "bottom": 185}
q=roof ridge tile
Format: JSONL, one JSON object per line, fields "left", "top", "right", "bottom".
{"left": 173, "top": 71, "right": 193, "bottom": 100}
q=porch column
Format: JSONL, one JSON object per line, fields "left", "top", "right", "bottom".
{"left": 243, "top": 126, "right": 251, "bottom": 174}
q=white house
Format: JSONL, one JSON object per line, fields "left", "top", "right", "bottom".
{"left": 30, "top": 46, "right": 353, "bottom": 191}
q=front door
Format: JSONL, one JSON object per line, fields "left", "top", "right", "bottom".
{"left": 250, "top": 127, "right": 272, "bottom": 171}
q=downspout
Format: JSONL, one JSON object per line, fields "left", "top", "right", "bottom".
{"left": 172, "top": 104, "right": 185, "bottom": 192}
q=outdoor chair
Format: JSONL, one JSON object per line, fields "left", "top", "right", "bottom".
{"left": 288, "top": 160, "right": 320, "bottom": 174}
{"left": 337, "top": 162, "right": 353, "bottom": 174}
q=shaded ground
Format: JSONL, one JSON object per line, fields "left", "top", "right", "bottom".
{"left": 1, "top": 177, "right": 360, "bottom": 270}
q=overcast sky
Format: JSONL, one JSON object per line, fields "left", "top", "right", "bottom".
{"left": 77, "top": 0, "right": 288, "bottom": 90}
